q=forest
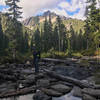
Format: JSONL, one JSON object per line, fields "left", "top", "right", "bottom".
{"left": 0, "top": 0, "right": 100, "bottom": 64}
{"left": 0, "top": 0, "right": 100, "bottom": 100}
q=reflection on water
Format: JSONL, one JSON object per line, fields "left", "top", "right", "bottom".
{"left": 1, "top": 88, "right": 82, "bottom": 100}
{"left": 52, "top": 94, "right": 82, "bottom": 100}
{"left": 52, "top": 88, "right": 82, "bottom": 100}
{"left": 1, "top": 93, "right": 82, "bottom": 100}
{"left": 1, "top": 94, "right": 33, "bottom": 100}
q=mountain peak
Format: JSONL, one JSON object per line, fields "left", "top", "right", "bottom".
{"left": 42, "top": 10, "right": 57, "bottom": 17}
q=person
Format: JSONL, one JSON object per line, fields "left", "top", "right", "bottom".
{"left": 33, "top": 47, "right": 41, "bottom": 74}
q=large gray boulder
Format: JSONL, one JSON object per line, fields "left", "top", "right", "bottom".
{"left": 33, "top": 90, "right": 51, "bottom": 100}
{"left": 73, "top": 86, "right": 82, "bottom": 97}
{"left": 37, "top": 79, "right": 50, "bottom": 88}
{"left": 41, "top": 88, "right": 63, "bottom": 97}
{"left": 82, "top": 94, "right": 96, "bottom": 100}
{"left": 50, "top": 84, "right": 72, "bottom": 94}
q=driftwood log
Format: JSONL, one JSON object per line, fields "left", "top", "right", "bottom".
{"left": 0, "top": 86, "right": 35, "bottom": 98}
{"left": 44, "top": 69, "right": 94, "bottom": 89}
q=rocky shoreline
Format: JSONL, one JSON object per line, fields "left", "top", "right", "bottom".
{"left": 0, "top": 58, "right": 100, "bottom": 100}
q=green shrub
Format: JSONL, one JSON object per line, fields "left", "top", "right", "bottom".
{"left": 81, "top": 49, "right": 95, "bottom": 56}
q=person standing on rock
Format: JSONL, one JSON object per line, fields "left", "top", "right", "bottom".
{"left": 33, "top": 46, "right": 41, "bottom": 74}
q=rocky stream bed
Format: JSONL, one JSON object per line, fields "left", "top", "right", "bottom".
{"left": 0, "top": 58, "right": 100, "bottom": 100}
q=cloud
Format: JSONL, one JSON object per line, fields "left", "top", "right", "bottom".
{"left": 19, "top": 0, "right": 63, "bottom": 19}
{"left": 58, "top": 0, "right": 87, "bottom": 20}
{"left": 0, "top": 0, "right": 6, "bottom": 6}
{"left": 0, "top": 0, "right": 88, "bottom": 20}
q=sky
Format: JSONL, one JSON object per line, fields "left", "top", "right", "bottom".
{"left": 0, "top": 0, "right": 87, "bottom": 20}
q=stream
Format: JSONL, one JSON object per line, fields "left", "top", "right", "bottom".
{"left": 1, "top": 94, "right": 81, "bottom": 100}
{"left": 0, "top": 59, "right": 99, "bottom": 100}
{"left": 1, "top": 88, "right": 82, "bottom": 100}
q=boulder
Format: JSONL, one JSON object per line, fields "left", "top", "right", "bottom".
{"left": 41, "top": 88, "right": 63, "bottom": 97}
{"left": 82, "top": 94, "right": 96, "bottom": 100}
{"left": 37, "top": 79, "right": 50, "bottom": 87}
{"left": 82, "top": 88, "right": 100, "bottom": 98}
{"left": 50, "top": 84, "right": 72, "bottom": 94}
{"left": 33, "top": 90, "right": 51, "bottom": 100}
{"left": 73, "top": 86, "right": 82, "bottom": 97}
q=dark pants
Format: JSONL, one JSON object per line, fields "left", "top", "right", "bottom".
{"left": 34, "top": 58, "right": 39, "bottom": 73}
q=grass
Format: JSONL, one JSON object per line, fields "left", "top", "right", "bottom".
{"left": 94, "top": 69, "right": 100, "bottom": 84}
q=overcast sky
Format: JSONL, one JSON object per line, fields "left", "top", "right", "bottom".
{"left": 0, "top": 0, "right": 87, "bottom": 20}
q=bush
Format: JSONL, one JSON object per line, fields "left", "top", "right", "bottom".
{"left": 72, "top": 52, "right": 83, "bottom": 58}
{"left": 41, "top": 50, "right": 68, "bottom": 59}
{"left": 81, "top": 49, "right": 95, "bottom": 56}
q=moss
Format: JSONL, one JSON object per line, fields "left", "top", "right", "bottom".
{"left": 94, "top": 69, "right": 100, "bottom": 85}
{"left": 79, "top": 59, "right": 90, "bottom": 67}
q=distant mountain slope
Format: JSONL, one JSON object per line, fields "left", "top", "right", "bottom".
{"left": 22, "top": 11, "right": 85, "bottom": 33}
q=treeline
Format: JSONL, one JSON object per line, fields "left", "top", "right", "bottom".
{"left": 0, "top": 14, "right": 29, "bottom": 57}
{"left": 0, "top": 0, "right": 30, "bottom": 62}
{"left": 31, "top": 15, "right": 87, "bottom": 54}
{"left": 32, "top": 0, "right": 100, "bottom": 56}
{"left": 0, "top": 0, "right": 100, "bottom": 63}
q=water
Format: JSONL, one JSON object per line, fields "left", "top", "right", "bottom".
{"left": 1, "top": 94, "right": 33, "bottom": 100}
{"left": 0, "top": 93, "right": 81, "bottom": 100}
{"left": 52, "top": 94, "right": 82, "bottom": 100}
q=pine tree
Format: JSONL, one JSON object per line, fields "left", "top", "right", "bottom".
{"left": 85, "top": 0, "right": 100, "bottom": 50}
{"left": 70, "top": 25, "right": 76, "bottom": 51}
{"left": 47, "top": 13, "right": 53, "bottom": 50}
{"left": 0, "top": 17, "right": 3, "bottom": 55}
{"left": 23, "top": 32, "right": 29, "bottom": 53}
{"left": 34, "top": 28, "right": 41, "bottom": 51}
{"left": 5, "top": 0, "right": 22, "bottom": 20}
{"left": 56, "top": 16, "right": 67, "bottom": 52}
{"left": 53, "top": 25, "right": 59, "bottom": 50}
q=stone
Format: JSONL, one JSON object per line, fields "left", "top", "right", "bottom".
{"left": 73, "top": 86, "right": 82, "bottom": 97}
{"left": 41, "top": 88, "right": 63, "bottom": 97}
{"left": 33, "top": 90, "right": 51, "bottom": 100}
{"left": 37, "top": 79, "right": 50, "bottom": 87}
{"left": 50, "top": 84, "right": 72, "bottom": 94}
{"left": 82, "top": 88, "right": 100, "bottom": 97}
{"left": 82, "top": 94, "right": 96, "bottom": 100}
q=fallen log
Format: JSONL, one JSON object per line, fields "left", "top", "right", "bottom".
{"left": 41, "top": 58, "right": 77, "bottom": 65}
{"left": 44, "top": 69, "right": 94, "bottom": 89}
{"left": 0, "top": 86, "right": 35, "bottom": 98}
{"left": 41, "top": 58, "right": 66, "bottom": 63}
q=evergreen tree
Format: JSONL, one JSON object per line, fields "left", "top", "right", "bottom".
{"left": 43, "top": 16, "right": 53, "bottom": 52}
{"left": 85, "top": 0, "right": 100, "bottom": 49}
{"left": 48, "top": 13, "right": 53, "bottom": 49}
{"left": 0, "top": 17, "right": 3, "bottom": 55}
{"left": 23, "top": 32, "right": 29, "bottom": 53}
{"left": 5, "top": 0, "right": 22, "bottom": 20}
{"left": 34, "top": 28, "right": 41, "bottom": 51}
{"left": 70, "top": 25, "right": 76, "bottom": 51}
{"left": 53, "top": 25, "right": 59, "bottom": 50}
{"left": 56, "top": 16, "right": 67, "bottom": 52}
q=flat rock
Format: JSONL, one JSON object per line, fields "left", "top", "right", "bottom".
{"left": 82, "top": 88, "right": 100, "bottom": 97}
{"left": 33, "top": 90, "right": 51, "bottom": 100}
{"left": 41, "top": 88, "right": 63, "bottom": 97}
{"left": 37, "top": 79, "right": 50, "bottom": 87}
{"left": 50, "top": 84, "right": 72, "bottom": 94}
{"left": 82, "top": 94, "right": 96, "bottom": 100}
{"left": 73, "top": 86, "right": 82, "bottom": 97}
